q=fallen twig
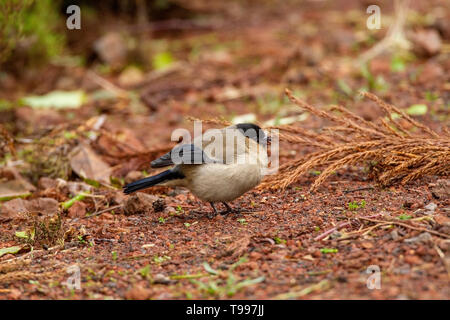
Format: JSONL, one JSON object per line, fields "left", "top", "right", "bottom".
{"left": 86, "top": 204, "right": 123, "bottom": 218}
{"left": 358, "top": 217, "right": 450, "bottom": 239}
{"left": 314, "top": 213, "right": 384, "bottom": 241}
{"left": 343, "top": 186, "right": 375, "bottom": 193}
{"left": 274, "top": 279, "right": 331, "bottom": 299}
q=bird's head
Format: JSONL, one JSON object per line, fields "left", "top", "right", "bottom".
{"left": 235, "top": 123, "right": 271, "bottom": 146}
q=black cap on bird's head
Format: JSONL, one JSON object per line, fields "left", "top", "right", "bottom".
{"left": 235, "top": 123, "right": 271, "bottom": 145}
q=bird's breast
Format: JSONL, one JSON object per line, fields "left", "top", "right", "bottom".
{"left": 183, "top": 162, "right": 264, "bottom": 202}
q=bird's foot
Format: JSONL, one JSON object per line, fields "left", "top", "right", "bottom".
{"left": 219, "top": 202, "right": 240, "bottom": 216}
{"left": 207, "top": 202, "right": 220, "bottom": 219}
{"left": 184, "top": 210, "right": 204, "bottom": 219}
{"left": 187, "top": 203, "right": 243, "bottom": 219}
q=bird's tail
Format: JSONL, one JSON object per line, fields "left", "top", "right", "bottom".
{"left": 123, "top": 169, "right": 184, "bottom": 194}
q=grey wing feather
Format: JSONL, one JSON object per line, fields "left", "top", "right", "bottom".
{"left": 150, "top": 144, "right": 217, "bottom": 168}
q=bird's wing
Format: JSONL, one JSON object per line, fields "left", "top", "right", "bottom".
{"left": 195, "top": 127, "right": 250, "bottom": 164}
{"left": 150, "top": 144, "right": 217, "bottom": 168}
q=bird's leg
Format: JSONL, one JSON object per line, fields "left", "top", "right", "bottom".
{"left": 221, "top": 202, "right": 239, "bottom": 215}
{"left": 208, "top": 202, "right": 219, "bottom": 218}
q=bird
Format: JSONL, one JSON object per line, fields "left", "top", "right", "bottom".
{"left": 123, "top": 123, "right": 270, "bottom": 216}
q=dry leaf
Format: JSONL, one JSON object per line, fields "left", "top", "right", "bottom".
{"left": 69, "top": 144, "right": 111, "bottom": 185}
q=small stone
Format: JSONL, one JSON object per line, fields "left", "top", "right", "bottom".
{"left": 123, "top": 192, "right": 159, "bottom": 215}
{"left": 411, "top": 29, "right": 442, "bottom": 56}
{"left": 0, "top": 197, "right": 59, "bottom": 221}
{"left": 424, "top": 202, "right": 437, "bottom": 215}
{"left": 28, "top": 198, "right": 59, "bottom": 215}
{"left": 0, "top": 198, "right": 28, "bottom": 220}
{"left": 153, "top": 273, "right": 172, "bottom": 285}
{"left": 164, "top": 206, "right": 177, "bottom": 215}
{"left": 68, "top": 201, "right": 87, "bottom": 219}
{"left": 404, "top": 232, "right": 432, "bottom": 244}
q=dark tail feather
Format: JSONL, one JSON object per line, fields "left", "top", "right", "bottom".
{"left": 123, "top": 170, "right": 184, "bottom": 194}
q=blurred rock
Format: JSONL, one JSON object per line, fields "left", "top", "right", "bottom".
{"left": 68, "top": 201, "right": 87, "bottom": 219}
{"left": 0, "top": 198, "right": 28, "bottom": 220}
{"left": 423, "top": 202, "right": 437, "bottom": 215}
{"left": 27, "top": 198, "right": 59, "bottom": 215}
{"left": 411, "top": 29, "right": 442, "bottom": 57}
{"left": 164, "top": 206, "right": 176, "bottom": 215}
{"left": 404, "top": 232, "right": 432, "bottom": 244}
{"left": 93, "top": 32, "right": 128, "bottom": 69}
{"left": 123, "top": 192, "right": 160, "bottom": 215}
{"left": 153, "top": 273, "right": 173, "bottom": 284}
{"left": 0, "top": 179, "right": 35, "bottom": 200}
{"left": 0, "top": 197, "right": 58, "bottom": 221}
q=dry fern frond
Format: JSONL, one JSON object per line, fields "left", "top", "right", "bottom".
{"left": 259, "top": 89, "right": 450, "bottom": 191}
{"left": 186, "top": 116, "right": 231, "bottom": 127}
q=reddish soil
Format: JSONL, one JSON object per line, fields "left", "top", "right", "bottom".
{"left": 0, "top": 0, "right": 448, "bottom": 300}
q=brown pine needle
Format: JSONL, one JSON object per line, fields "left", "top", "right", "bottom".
{"left": 259, "top": 90, "right": 450, "bottom": 191}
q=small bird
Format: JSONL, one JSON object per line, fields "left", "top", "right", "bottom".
{"left": 123, "top": 123, "right": 270, "bottom": 215}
